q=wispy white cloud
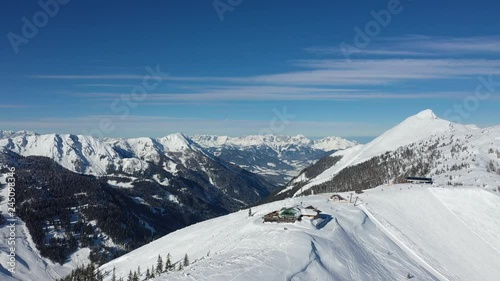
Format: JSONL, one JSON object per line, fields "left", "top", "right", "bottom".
{"left": 76, "top": 83, "right": 137, "bottom": 88}
{"left": 307, "top": 35, "right": 500, "bottom": 57}
{"left": 29, "top": 35, "right": 500, "bottom": 100}
{"left": 33, "top": 58, "right": 500, "bottom": 86}
{"left": 387, "top": 35, "right": 500, "bottom": 53}
{"left": 33, "top": 74, "right": 145, "bottom": 80}
{"left": 305, "top": 47, "right": 430, "bottom": 57}
{"left": 74, "top": 87, "right": 469, "bottom": 102}
{"left": 285, "top": 59, "right": 500, "bottom": 82}
{"left": 0, "top": 104, "right": 33, "bottom": 108}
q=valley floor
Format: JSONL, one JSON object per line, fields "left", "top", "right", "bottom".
{"left": 100, "top": 184, "right": 500, "bottom": 281}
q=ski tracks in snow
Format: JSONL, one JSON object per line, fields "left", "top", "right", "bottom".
{"left": 359, "top": 204, "right": 451, "bottom": 281}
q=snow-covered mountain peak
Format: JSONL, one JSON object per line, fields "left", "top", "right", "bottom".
{"left": 346, "top": 109, "right": 461, "bottom": 162}
{"left": 312, "top": 136, "right": 358, "bottom": 151}
{"left": 412, "top": 109, "right": 437, "bottom": 120}
{"left": 158, "top": 132, "right": 198, "bottom": 152}
{"left": 281, "top": 109, "right": 488, "bottom": 197}
{"left": 0, "top": 133, "right": 119, "bottom": 174}
{"left": 289, "top": 134, "right": 309, "bottom": 143}
{"left": 379, "top": 109, "right": 456, "bottom": 144}
{"left": 0, "top": 130, "right": 38, "bottom": 139}
{"left": 192, "top": 134, "right": 355, "bottom": 151}
{"left": 190, "top": 135, "right": 229, "bottom": 147}
{"left": 106, "top": 137, "right": 163, "bottom": 164}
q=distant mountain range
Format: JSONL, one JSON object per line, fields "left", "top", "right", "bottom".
{"left": 192, "top": 134, "right": 357, "bottom": 185}
{"left": 0, "top": 131, "right": 356, "bottom": 186}
{"left": 0, "top": 130, "right": 355, "bottom": 280}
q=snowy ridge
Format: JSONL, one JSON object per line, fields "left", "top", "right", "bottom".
{"left": 0, "top": 131, "right": 356, "bottom": 186}
{"left": 100, "top": 185, "right": 500, "bottom": 281}
{"left": 0, "top": 132, "right": 204, "bottom": 176}
{"left": 0, "top": 133, "right": 119, "bottom": 174}
{"left": 284, "top": 109, "right": 490, "bottom": 196}
{"left": 100, "top": 192, "right": 439, "bottom": 281}
{"left": 311, "top": 136, "right": 358, "bottom": 150}
{"left": 326, "top": 109, "right": 460, "bottom": 173}
{"left": 192, "top": 134, "right": 357, "bottom": 152}
{"left": 0, "top": 130, "right": 37, "bottom": 139}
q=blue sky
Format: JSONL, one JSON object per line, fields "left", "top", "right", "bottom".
{"left": 1, "top": 0, "right": 500, "bottom": 141}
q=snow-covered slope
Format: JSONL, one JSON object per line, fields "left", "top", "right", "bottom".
{"left": 0, "top": 131, "right": 277, "bottom": 208}
{"left": 191, "top": 134, "right": 357, "bottom": 185}
{"left": 282, "top": 109, "right": 496, "bottom": 196}
{"left": 0, "top": 174, "right": 91, "bottom": 281}
{"left": 0, "top": 131, "right": 356, "bottom": 187}
{"left": 358, "top": 185, "right": 500, "bottom": 281}
{"left": 0, "top": 132, "right": 278, "bottom": 281}
{"left": 100, "top": 185, "right": 500, "bottom": 281}
{"left": 0, "top": 132, "right": 207, "bottom": 176}
{"left": 0, "top": 131, "right": 37, "bottom": 139}
{"left": 309, "top": 110, "right": 459, "bottom": 182}
{"left": 0, "top": 134, "right": 120, "bottom": 174}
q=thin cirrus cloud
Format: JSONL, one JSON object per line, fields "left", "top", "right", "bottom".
{"left": 30, "top": 35, "right": 500, "bottom": 101}
{"left": 0, "top": 104, "right": 33, "bottom": 109}
{"left": 306, "top": 35, "right": 500, "bottom": 56}
{"left": 76, "top": 84, "right": 137, "bottom": 88}
{"left": 73, "top": 87, "right": 470, "bottom": 102}
{"left": 33, "top": 58, "right": 500, "bottom": 86}
{"left": 175, "top": 58, "right": 500, "bottom": 86}
{"left": 386, "top": 35, "right": 500, "bottom": 53}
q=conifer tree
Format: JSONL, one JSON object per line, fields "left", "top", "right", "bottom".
{"left": 165, "top": 253, "right": 172, "bottom": 272}
{"left": 183, "top": 253, "right": 190, "bottom": 267}
{"left": 96, "top": 268, "right": 104, "bottom": 281}
{"left": 156, "top": 254, "right": 163, "bottom": 274}
{"left": 127, "top": 270, "right": 133, "bottom": 281}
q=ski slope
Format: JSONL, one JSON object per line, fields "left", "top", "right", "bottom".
{"left": 358, "top": 184, "right": 500, "bottom": 281}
